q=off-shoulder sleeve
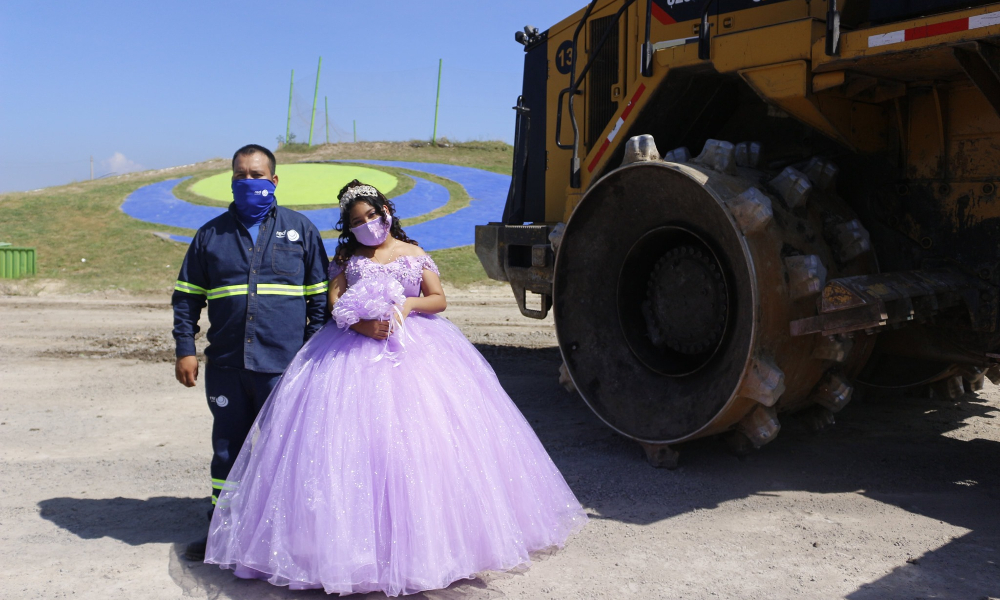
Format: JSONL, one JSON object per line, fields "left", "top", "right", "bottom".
{"left": 328, "top": 260, "right": 345, "bottom": 281}
{"left": 418, "top": 255, "right": 440, "bottom": 276}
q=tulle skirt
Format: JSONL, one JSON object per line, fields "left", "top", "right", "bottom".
{"left": 204, "top": 314, "right": 587, "bottom": 596}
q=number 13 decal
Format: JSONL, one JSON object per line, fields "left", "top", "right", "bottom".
{"left": 556, "top": 40, "right": 575, "bottom": 75}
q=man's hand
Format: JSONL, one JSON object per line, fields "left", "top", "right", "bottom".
{"left": 351, "top": 319, "right": 390, "bottom": 340}
{"left": 175, "top": 356, "right": 199, "bottom": 387}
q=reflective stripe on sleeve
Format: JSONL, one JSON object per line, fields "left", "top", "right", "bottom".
{"left": 175, "top": 281, "right": 208, "bottom": 295}
{"left": 304, "top": 281, "right": 329, "bottom": 295}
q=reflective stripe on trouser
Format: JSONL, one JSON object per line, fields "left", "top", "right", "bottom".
{"left": 205, "top": 364, "right": 282, "bottom": 508}
{"left": 211, "top": 478, "right": 237, "bottom": 505}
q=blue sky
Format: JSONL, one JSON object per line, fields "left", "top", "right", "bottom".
{"left": 0, "top": 1, "right": 584, "bottom": 193}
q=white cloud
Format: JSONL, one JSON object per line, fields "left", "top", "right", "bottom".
{"left": 103, "top": 152, "right": 144, "bottom": 175}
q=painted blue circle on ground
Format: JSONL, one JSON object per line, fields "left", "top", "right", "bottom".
{"left": 120, "top": 162, "right": 511, "bottom": 252}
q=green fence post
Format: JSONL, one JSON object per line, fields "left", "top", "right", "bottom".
{"left": 432, "top": 58, "right": 442, "bottom": 146}
{"left": 308, "top": 57, "right": 322, "bottom": 146}
{"left": 286, "top": 69, "right": 294, "bottom": 145}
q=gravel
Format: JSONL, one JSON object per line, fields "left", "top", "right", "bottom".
{"left": 1, "top": 289, "right": 998, "bottom": 599}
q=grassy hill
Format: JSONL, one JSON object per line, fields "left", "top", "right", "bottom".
{"left": 0, "top": 141, "right": 513, "bottom": 294}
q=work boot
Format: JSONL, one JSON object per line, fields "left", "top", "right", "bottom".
{"left": 183, "top": 536, "right": 207, "bottom": 562}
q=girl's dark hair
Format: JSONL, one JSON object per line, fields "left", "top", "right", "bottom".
{"left": 334, "top": 179, "right": 418, "bottom": 265}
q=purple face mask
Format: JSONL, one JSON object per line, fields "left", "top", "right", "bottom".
{"left": 351, "top": 214, "right": 392, "bottom": 247}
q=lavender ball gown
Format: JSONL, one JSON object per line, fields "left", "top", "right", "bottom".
{"left": 205, "top": 254, "right": 587, "bottom": 596}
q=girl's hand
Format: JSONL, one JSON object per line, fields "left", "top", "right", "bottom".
{"left": 351, "top": 319, "right": 390, "bottom": 340}
{"left": 394, "top": 298, "right": 417, "bottom": 326}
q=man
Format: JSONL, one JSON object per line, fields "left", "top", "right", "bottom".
{"left": 172, "top": 144, "right": 329, "bottom": 561}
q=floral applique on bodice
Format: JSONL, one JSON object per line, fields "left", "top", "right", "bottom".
{"left": 329, "top": 254, "right": 440, "bottom": 297}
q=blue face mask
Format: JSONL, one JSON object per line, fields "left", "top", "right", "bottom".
{"left": 231, "top": 178, "right": 276, "bottom": 224}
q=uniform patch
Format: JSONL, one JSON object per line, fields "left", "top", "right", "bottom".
{"left": 287, "top": 229, "right": 300, "bottom": 242}
{"left": 211, "top": 395, "right": 229, "bottom": 407}
{"left": 276, "top": 230, "right": 286, "bottom": 238}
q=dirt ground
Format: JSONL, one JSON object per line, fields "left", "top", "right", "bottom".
{"left": 1, "top": 287, "right": 999, "bottom": 600}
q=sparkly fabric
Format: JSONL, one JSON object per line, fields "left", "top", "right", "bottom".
{"left": 205, "top": 254, "right": 588, "bottom": 596}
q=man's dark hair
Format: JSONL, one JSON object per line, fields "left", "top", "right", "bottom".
{"left": 232, "top": 144, "right": 277, "bottom": 176}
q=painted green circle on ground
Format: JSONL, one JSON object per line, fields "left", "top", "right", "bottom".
{"left": 189, "top": 164, "right": 398, "bottom": 206}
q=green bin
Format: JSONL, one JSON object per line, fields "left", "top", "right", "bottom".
{"left": 0, "top": 247, "right": 37, "bottom": 278}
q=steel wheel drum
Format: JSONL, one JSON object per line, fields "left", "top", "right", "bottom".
{"left": 554, "top": 162, "right": 757, "bottom": 443}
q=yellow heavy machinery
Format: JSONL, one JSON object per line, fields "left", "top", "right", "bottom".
{"left": 476, "top": 0, "right": 1000, "bottom": 466}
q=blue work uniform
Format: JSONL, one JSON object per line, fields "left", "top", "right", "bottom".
{"left": 172, "top": 202, "right": 329, "bottom": 508}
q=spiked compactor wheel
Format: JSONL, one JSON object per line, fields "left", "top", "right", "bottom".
{"left": 554, "top": 140, "right": 879, "bottom": 462}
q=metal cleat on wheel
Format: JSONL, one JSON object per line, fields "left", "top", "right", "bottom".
{"left": 735, "top": 142, "right": 762, "bottom": 168}
{"left": 621, "top": 134, "right": 661, "bottom": 166}
{"left": 770, "top": 166, "right": 812, "bottom": 208}
{"left": 724, "top": 187, "right": 773, "bottom": 235}
{"left": 832, "top": 219, "right": 872, "bottom": 262}
{"left": 932, "top": 374, "right": 966, "bottom": 400}
{"left": 548, "top": 223, "right": 567, "bottom": 254}
{"left": 810, "top": 373, "right": 854, "bottom": 412}
{"left": 803, "top": 157, "right": 839, "bottom": 191}
{"left": 784, "top": 255, "right": 828, "bottom": 300}
{"left": 639, "top": 442, "right": 680, "bottom": 469}
{"left": 959, "top": 366, "right": 986, "bottom": 393}
{"left": 802, "top": 405, "right": 836, "bottom": 433}
{"left": 662, "top": 146, "right": 691, "bottom": 163}
{"left": 737, "top": 405, "right": 781, "bottom": 447}
{"left": 739, "top": 357, "right": 786, "bottom": 407}
{"left": 694, "top": 139, "right": 737, "bottom": 175}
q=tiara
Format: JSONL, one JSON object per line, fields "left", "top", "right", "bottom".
{"left": 340, "top": 184, "right": 379, "bottom": 203}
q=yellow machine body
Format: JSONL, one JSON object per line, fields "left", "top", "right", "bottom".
{"left": 543, "top": 1, "right": 1000, "bottom": 215}
{"left": 476, "top": 0, "right": 1000, "bottom": 463}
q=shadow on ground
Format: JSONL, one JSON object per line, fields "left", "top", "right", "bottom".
{"left": 37, "top": 496, "right": 208, "bottom": 545}
{"left": 484, "top": 344, "right": 1000, "bottom": 599}
{"left": 38, "top": 344, "right": 1000, "bottom": 598}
